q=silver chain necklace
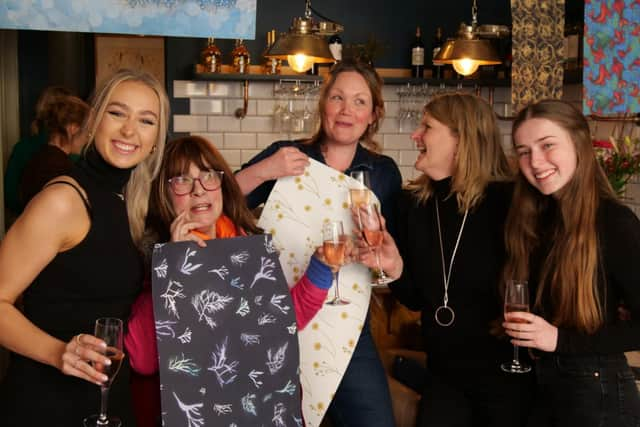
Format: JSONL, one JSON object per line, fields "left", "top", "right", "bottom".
{"left": 434, "top": 198, "right": 469, "bottom": 327}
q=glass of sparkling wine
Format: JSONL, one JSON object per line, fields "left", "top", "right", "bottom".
{"left": 323, "top": 220, "right": 349, "bottom": 305}
{"left": 358, "top": 202, "right": 393, "bottom": 285}
{"left": 500, "top": 280, "right": 532, "bottom": 374}
{"left": 84, "top": 317, "right": 125, "bottom": 427}
{"left": 349, "top": 170, "right": 371, "bottom": 207}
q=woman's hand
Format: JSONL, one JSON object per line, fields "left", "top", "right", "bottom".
{"left": 263, "top": 147, "right": 309, "bottom": 180}
{"left": 503, "top": 312, "right": 558, "bottom": 352}
{"left": 169, "top": 210, "right": 208, "bottom": 247}
{"left": 60, "top": 333, "right": 111, "bottom": 385}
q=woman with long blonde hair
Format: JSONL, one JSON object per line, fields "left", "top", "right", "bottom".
{"left": 362, "top": 92, "right": 532, "bottom": 426}
{"left": 502, "top": 99, "right": 640, "bottom": 426}
{"left": 0, "top": 69, "right": 169, "bottom": 426}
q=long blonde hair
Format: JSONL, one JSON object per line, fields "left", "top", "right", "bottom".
{"left": 503, "top": 100, "right": 616, "bottom": 333}
{"left": 306, "top": 59, "right": 385, "bottom": 153}
{"left": 84, "top": 69, "right": 170, "bottom": 247}
{"left": 407, "top": 92, "right": 511, "bottom": 212}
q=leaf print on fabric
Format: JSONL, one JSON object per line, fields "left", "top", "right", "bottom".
{"left": 254, "top": 295, "right": 263, "bottom": 306}
{"left": 208, "top": 265, "right": 229, "bottom": 280}
{"left": 257, "top": 313, "right": 277, "bottom": 325}
{"left": 180, "top": 247, "right": 202, "bottom": 275}
{"left": 154, "top": 258, "right": 168, "bottom": 278}
{"left": 230, "top": 251, "right": 250, "bottom": 266}
{"left": 173, "top": 391, "right": 204, "bottom": 427}
{"left": 168, "top": 353, "right": 201, "bottom": 376}
{"left": 292, "top": 414, "right": 303, "bottom": 427}
{"left": 236, "top": 298, "right": 250, "bottom": 317}
{"left": 213, "top": 403, "right": 233, "bottom": 415}
{"left": 286, "top": 323, "right": 297, "bottom": 335}
{"left": 229, "top": 277, "right": 244, "bottom": 290}
{"left": 276, "top": 380, "right": 296, "bottom": 395}
{"left": 177, "top": 327, "right": 192, "bottom": 344}
{"left": 207, "top": 337, "right": 239, "bottom": 387}
{"left": 191, "top": 290, "right": 234, "bottom": 329}
{"left": 249, "top": 257, "right": 277, "bottom": 288}
{"left": 272, "top": 402, "right": 287, "bottom": 427}
{"left": 270, "top": 294, "right": 290, "bottom": 315}
{"left": 161, "top": 280, "right": 186, "bottom": 319}
{"left": 240, "top": 333, "right": 260, "bottom": 346}
{"left": 264, "top": 235, "right": 277, "bottom": 254}
{"left": 266, "top": 342, "right": 288, "bottom": 374}
{"left": 155, "top": 320, "right": 177, "bottom": 341}
{"left": 248, "top": 369, "right": 264, "bottom": 388}
{"left": 241, "top": 393, "right": 258, "bottom": 416}
{"left": 263, "top": 393, "right": 273, "bottom": 403}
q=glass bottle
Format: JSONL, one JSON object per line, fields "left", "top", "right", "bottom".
{"left": 263, "top": 30, "right": 281, "bottom": 75}
{"left": 232, "top": 39, "right": 250, "bottom": 74}
{"left": 410, "top": 26, "right": 425, "bottom": 78}
{"left": 329, "top": 34, "right": 343, "bottom": 62}
{"left": 431, "top": 27, "right": 444, "bottom": 79}
{"left": 200, "top": 37, "right": 222, "bottom": 73}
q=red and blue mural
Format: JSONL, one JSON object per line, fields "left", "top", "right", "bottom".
{"left": 584, "top": 0, "right": 640, "bottom": 114}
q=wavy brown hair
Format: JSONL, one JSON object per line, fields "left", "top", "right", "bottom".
{"left": 406, "top": 92, "right": 512, "bottom": 212}
{"left": 503, "top": 100, "right": 616, "bottom": 333}
{"left": 305, "top": 59, "right": 385, "bottom": 153}
{"left": 153, "top": 135, "right": 262, "bottom": 236}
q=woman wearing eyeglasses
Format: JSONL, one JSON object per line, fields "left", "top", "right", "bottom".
{"left": 124, "top": 135, "right": 334, "bottom": 426}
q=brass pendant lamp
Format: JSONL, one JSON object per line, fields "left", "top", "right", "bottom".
{"left": 265, "top": 0, "right": 341, "bottom": 73}
{"left": 433, "top": 0, "right": 504, "bottom": 76}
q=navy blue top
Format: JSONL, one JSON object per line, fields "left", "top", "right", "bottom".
{"left": 240, "top": 140, "right": 403, "bottom": 236}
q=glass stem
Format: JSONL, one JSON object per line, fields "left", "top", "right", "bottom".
{"left": 98, "top": 385, "right": 110, "bottom": 425}
{"left": 512, "top": 344, "right": 520, "bottom": 366}
{"left": 373, "top": 248, "right": 385, "bottom": 278}
{"left": 333, "top": 269, "right": 341, "bottom": 300}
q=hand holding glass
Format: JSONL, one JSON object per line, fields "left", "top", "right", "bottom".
{"left": 501, "top": 280, "right": 532, "bottom": 374}
{"left": 84, "top": 318, "right": 125, "bottom": 427}
{"left": 323, "top": 220, "right": 349, "bottom": 305}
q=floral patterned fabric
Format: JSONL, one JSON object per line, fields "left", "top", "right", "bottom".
{"left": 584, "top": 0, "right": 640, "bottom": 114}
{"left": 511, "top": 0, "right": 565, "bottom": 109}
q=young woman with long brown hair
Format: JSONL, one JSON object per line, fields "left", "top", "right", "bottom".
{"left": 503, "top": 99, "right": 640, "bottom": 426}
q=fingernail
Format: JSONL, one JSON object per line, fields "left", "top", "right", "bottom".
{"left": 100, "top": 341, "right": 107, "bottom": 348}
{"left": 101, "top": 375, "right": 108, "bottom": 382}
{"left": 104, "top": 358, "right": 111, "bottom": 366}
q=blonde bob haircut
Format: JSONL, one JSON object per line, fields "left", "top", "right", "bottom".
{"left": 84, "top": 69, "right": 170, "bottom": 247}
{"left": 406, "top": 92, "right": 511, "bottom": 212}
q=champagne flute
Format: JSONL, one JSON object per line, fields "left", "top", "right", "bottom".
{"left": 84, "top": 318, "right": 125, "bottom": 427}
{"left": 349, "top": 170, "right": 371, "bottom": 208}
{"left": 500, "top": 280, "right": 532, "bottom": 374}
{"left": 357, "top": 202, "right": 393, "bottom": 285}
{"left": 323, "top": 220, "right": 349, "bottom": 305}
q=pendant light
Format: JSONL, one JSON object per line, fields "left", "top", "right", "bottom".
{"left": 265, "top": 0, "right": 341, "bottom": 73}
{"left": 433, "top": 0, "right": 503, "bottom": 76}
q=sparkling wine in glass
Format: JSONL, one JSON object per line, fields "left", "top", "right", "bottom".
{"left": 84, "top": 317, "right": 125, "bottom": 427}
{"left": 349, "top": 170, "right": 371, "bottom": 208}
{"left": 500, "top": 280, "right": 532, "bottom": 374}
{"left": 358, "top": 202, "right": 393, "bottom": 285}
{"left": 323, "top": 220, "right": 349, "bottom": 305}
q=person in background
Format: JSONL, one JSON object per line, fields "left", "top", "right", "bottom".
{"left": 235, "top": 59, "right": 401, "bottom": 427}
{"left": 19, "top": 95, "right": 90, "bottom": 207}
{"left": 0, "top": 69, "right": 169, "bottom": 427}
{"left": 502, "top": 99, "right": 640, "bottom": 426}
{"left": 125, "top": 135, "right": 333, "bottom": 427}
{"left": 4, "top": 85, "right": 73, "bottom": 216}
{"left": 359, "top": 93, "right": 532, "bottom": 426}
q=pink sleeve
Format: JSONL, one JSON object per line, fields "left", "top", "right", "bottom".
{"left": 290, "top": 275, "right": 328, "bottom": 331}
{"left": 125, "top": 288, "right": 159, "bottom": 375}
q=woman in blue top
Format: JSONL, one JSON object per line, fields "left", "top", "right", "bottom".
{"left": 236, "top": 59, "right": 401, "bottom": 427}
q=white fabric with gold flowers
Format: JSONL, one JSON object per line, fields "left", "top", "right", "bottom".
{"left": 257, "top": 159, "right": 374, "bottom": 427}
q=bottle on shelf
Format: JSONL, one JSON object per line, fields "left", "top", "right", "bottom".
{"left": 431, "top": 27, "right": 444, "bottom": 79}
{"left": 563, "top": 22, "right": 582, "bottom": 71}
{"left": 232, "top": 39, "right": 250, "bottom": 74}
{"left": 200, "top": 37, "right": 222, "bottom": 73}
{"left": 410, "top": 26, "right": 425, "bottom": 78}
{"left": 329, "top": 34, "right": 343, "bottom": 63}
{"left": 263, "top": 30, "right": 281, "bottom": 75}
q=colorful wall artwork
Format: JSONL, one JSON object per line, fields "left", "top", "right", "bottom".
{"left": 0, "top": 0, "right": 256, "bottom": 39}
{"left": 583, "top": 0, "right": 640, "bottom": 114}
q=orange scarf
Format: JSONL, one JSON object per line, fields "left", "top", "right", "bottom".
{"left": 189, "top": 214, "right": 240, "bottom": 240}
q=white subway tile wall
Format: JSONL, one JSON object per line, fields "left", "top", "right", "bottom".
{"left": 173, "top": 80, "right": 639, "bottom": 216}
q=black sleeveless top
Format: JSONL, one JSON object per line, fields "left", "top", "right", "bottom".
{"left": 0, "top": 148, "right": 143, "bottom": 427}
